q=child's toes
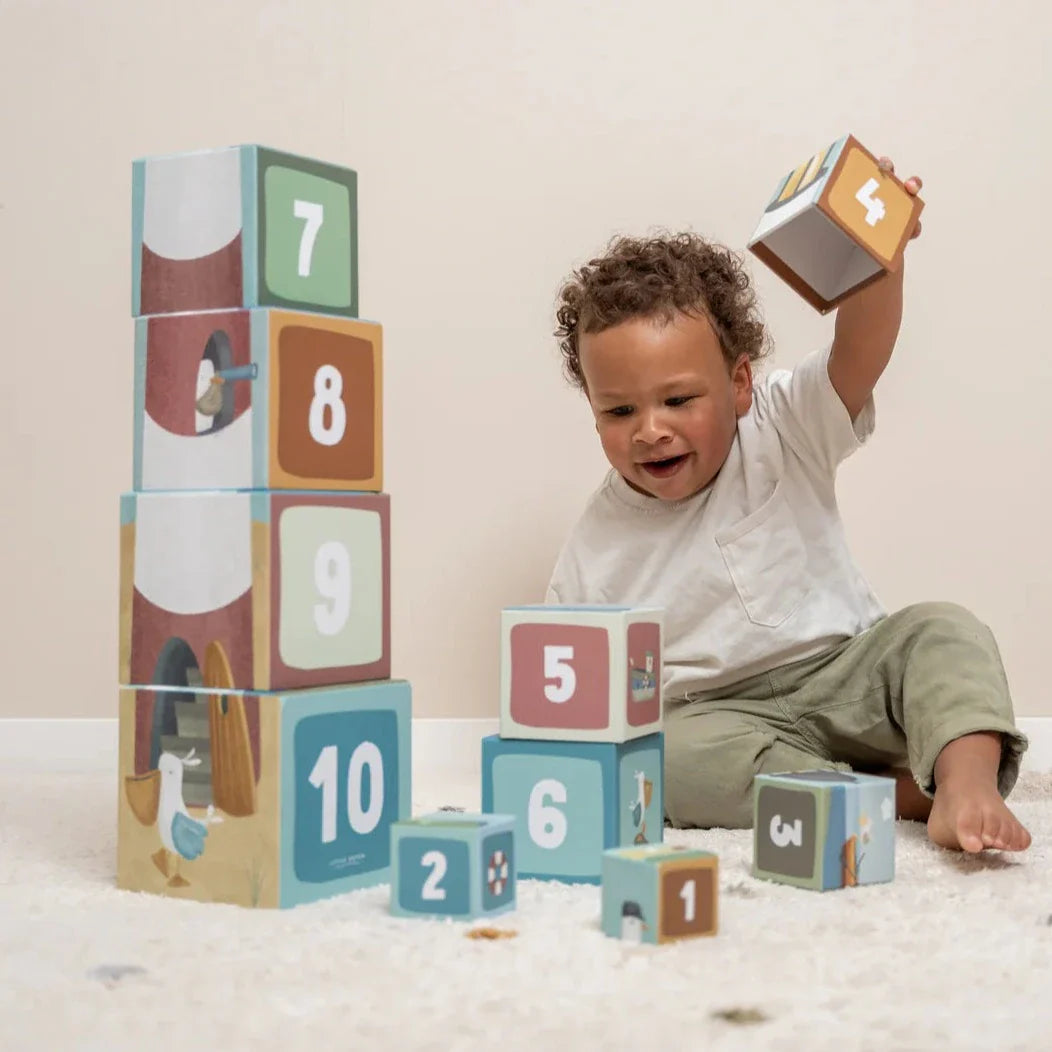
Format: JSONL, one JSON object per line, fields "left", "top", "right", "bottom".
{"left": 956, "top": 807, "right": 984, "bottom": 853}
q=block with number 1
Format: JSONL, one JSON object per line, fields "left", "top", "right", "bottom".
{"left": 501, "top": 605, "right": 663, "bottom": 743}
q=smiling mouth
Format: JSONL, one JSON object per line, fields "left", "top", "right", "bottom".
{"left": 640, "top": 454, "right": 688, "bottom": 478}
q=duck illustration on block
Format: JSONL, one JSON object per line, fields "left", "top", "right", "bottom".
{"left": 125, "top": 748, "right": 214, "bottom": 888}
{"left": 629, "top": 650, "right": 657, "bottom": 703}
{"left": 629, "top": 769, "right": 655, "bottom": 844}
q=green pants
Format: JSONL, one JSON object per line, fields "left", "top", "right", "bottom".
{"left": 664, "top": 602, "right": 1028, "bottom": 829}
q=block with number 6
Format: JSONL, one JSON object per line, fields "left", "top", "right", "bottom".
{"left": 602, "top": 845, "right": 718, "bottom": 944}
{"left": 133, "top": 307, "right": 381, "bottom": 492}
{"left": 132, "top": 145, "right": 358, "bottom": 318}
{"left": 481, "top": 732, "right": 663, "bottom": 884}
{"left": 500, "top": 605, "right": 663, "bottom": 743}
{"left": 117, "top": 678, "right": 410, "bottom": 908}
{"left": 119, "top": 490, "right": 389, "bottom": 691}
{"left": 752, "top": 771, "right": 896, "bottom": 891}
{"left": 389, "top": 812, "right": 516, "bottom": 920}
{"left": 747, "top": 133, "right": 924, "bottom": 314}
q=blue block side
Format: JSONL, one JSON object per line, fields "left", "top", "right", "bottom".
{"left": 120, "top": 492, "right": 137, "bottom": 526}
{"left": 131, "top": 160, "right": 145, "bottom": 316}
{"left": 132, "top": 320, "right": 147, "bottom": 489}
{"left": 617, "top": 733, "right": 664, "bottom": 849}
{"left": 250, "top": 308, "right": 270, "bottom": 488}
{"left": 857, "top": 779, "right": 895, "bottom": 885}
{"left": 241, "top": 146, "right": 259, "bottom": 306}
{"left": 601, "top": 851, "right": 659, "bottom": 944}
{"left": 821, "top": 785, "right": 846, "bottom": 890}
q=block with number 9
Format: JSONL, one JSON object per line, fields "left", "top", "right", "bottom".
{"left": 117, "top": 678, "right": 410, "bottom": 908}
{"left": 481, "top": 732, "right": 663, "bottom": 884}
{"left": 133, "top": 307, "right": 381, "bottom": 492}
{"left": 747, "top": 133, "right": 924, "bottom": 314}
{"left": 132, "top": 145, "right": 358, "bottom": 318}
{"left": 389, "top": 812, "right": 516, "bottom": 920}
{"left": 500, "top": 605, "right": 663, "bottom": 743}
{"left": 601, "top": 845, "right": 718, "bottom": 944}
{"left": 119, "top": 490, "right": 389, "bottom": 692}
{"left": 752, "top": 771, "right": 896, "bottom": 891}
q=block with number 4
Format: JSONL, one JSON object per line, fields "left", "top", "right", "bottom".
{"left": 747, "top": 133, "right": 924, "bottom": 314}
{"left": 501, "top": 605, "right": 663, "bottom": 743}
{"left": 117, "top": 679, "right": 410, "bottom": 908}
{"left": 481, "top": 732, "right": 663, "bottom": 884}
{"left": 389, "top": 812, "right": 516, "bottom": 921}
{"left": 602, "top": 845, "right": 718, "bottom": 944}
{"left": 119, "top": 490, "right": 389, "bottom": 691}
{"left": 133, "top": 307, "right": 381, "bottom": 492}
{"left": 132, "top": 145, "right": 358, "bottom": 318}
{"left": 752, "top": 771, "right": 896, "bottom": 891}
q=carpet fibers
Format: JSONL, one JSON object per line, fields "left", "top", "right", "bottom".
{"left": 1, "top": 769, "right": 1050, "bottom": 1051}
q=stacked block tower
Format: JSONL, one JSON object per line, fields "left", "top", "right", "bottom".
{"left": 482, "top": 605, "right": 666, "bottom": 883}
{"left": 117, "top": 145, "right": 411, "bottom": 908}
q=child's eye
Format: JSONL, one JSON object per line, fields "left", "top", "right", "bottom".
{"left": 606, "top": 406, "right": 633, "bottom": 418}
{"left": 665, "top": 395, "right": 696, "bottom": 408}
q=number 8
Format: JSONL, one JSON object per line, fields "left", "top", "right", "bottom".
{"left": 309, "top": 365, "right": 347, "bottom": 447}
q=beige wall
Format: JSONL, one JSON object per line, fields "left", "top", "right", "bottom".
{"left": 1, "top": 1, "right": 1048, "bottom": 718}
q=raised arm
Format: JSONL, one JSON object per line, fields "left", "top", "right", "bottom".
{"left": 827, "top": 159, "right": 923, "bottom": 422}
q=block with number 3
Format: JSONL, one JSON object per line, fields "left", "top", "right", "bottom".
{"left": 132, "top": 145, "right": 359, "bottom": 318}
{"left": 481, "top": 733, "right": 663, "bottom": 884}
{"left": 602, "top": 845, "right": 718, "bottom": 944}
{"left": 119, "top": 490, "right": 389, "bottom": 691}
{"left": 500, "top": 605, "right": 663, "bottom": 743}
{"left": 133, "top": 307, "right": 381, "bottom": 492}
{"left": 389, "top": 812, "right": 516, "bottom": 921}
{"left": 117, "top": 679, "right": 410, "bottom": 908}
{"left": 747, "top": 133, "right": 924, "bottom": 314}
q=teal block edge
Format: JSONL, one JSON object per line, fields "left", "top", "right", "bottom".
{"left": 241, "top": 146, "right": 259, "bottom": 307}
{"left": 250, "top": 308, "right": 269, "bottom": 488}
{"left": 277, "top": 679, "right": 412, "bottom": 908}
{"left": 130, "top": 160, "right": 145, "bottom": 316}
{"left": 132, "top": 319, "right": 147, "bottom": 488}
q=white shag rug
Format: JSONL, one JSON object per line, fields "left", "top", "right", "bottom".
{"left": 1, "top": 768, "right": 1050, "bottom": 1052}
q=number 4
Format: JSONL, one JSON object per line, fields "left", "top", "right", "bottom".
{"left": 294, "top": 199, "right": 324, "bottom": 276}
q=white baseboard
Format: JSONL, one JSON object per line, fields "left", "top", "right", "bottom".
{"left": 0, "top": 716, "right": 1048, "bottom": 776}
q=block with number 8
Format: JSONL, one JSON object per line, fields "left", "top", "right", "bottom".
{"left": 481, "top": 733, "right": 663, "bottom": 884}
{"left": 118, "top": 678, "right": 410, "bottom": 908}
{"left": 389, "top": 812, "right": 516, "bottom": 921}
{"left": 133, "top": 308, "right": 381, "bottom": 492}
{"left": 132, "top": 145, "right": 359, "bottom": 319}
{"left": 119, "top": 490, "right": 390, "bottom": 691}
{"left": 500, "top": 605, "right": 663, "bottom": 743}
{"left": 602, "top": 845, "right": 718, "bottom": 944}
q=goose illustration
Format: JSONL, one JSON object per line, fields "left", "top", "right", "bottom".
{"left": 628, "top": 769, "right": 655, "bottom": 844}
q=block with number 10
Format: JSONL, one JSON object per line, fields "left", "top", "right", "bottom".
{"left": 500, "top": 605, "right": 663, "bottom": 743}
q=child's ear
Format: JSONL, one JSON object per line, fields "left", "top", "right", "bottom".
{"left": 731, "top": 354, "right": 753, "bottom": 418}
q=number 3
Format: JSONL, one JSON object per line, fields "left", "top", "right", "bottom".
{"left": 770, "top": 814, "right": 803, "bottom": 848}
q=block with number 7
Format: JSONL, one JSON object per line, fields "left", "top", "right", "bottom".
{"left": 500, "top": 605, "right": 663, "bottom": 743}
{"left": 601, "top": 845, "right": 718, "bottom": 944}
{"left": 389, "top": 812, "right": 516, "bottom": 920}
{"left": 132, "top": 145, "right": 359, "bottom": 319}
{"left": 133, "top": 307, "right": 381, "bottom": 492}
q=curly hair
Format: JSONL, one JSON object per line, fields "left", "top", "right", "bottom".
{"left": 554, "top": 231, "right": 771, "bottom": 390}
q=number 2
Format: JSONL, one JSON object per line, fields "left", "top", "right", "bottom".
{"left": 420, "top": 850, "right": 447, "bottom": 900}
{"left": 679, "top": 878, "right": 696, "bottom": 923}
{"left": 294, "top": 199, "right": 324, "bottom": 277}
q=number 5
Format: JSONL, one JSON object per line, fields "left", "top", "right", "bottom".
{"left": 294, "top": 199, "right": 324, "bottom": 276}
{"left": 543, "top": 645, "right": 576, "bottom": 703}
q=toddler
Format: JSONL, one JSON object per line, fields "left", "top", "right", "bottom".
{"left": 545, "top": 162, "right": 1031, "bottom": 852}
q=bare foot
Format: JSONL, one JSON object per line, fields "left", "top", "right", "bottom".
{"left": 927, "top": 779, "right": 1031, "bottom": 852}
{"left": 884, "top": 767, "right": 933, "bottom": 822}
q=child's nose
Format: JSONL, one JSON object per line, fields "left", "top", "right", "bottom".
{"left": 634, "top": 409, "right": 672, "bottom": 443}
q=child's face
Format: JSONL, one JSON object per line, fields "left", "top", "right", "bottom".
{"left": 578, "top": 311, "right": 753, "bottom": 501}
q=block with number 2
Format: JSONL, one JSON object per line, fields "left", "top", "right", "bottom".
{"left": 117, "top": 679, "right": 410, "bottom": 908}
{"left": 133, "top": 307, "right": 381, "bottom": 492}
{"left": 390, "top": 812, "right": 516, "bottom": 921}
{"left": 501, "top": 605, "right": 663, "bottom": 743}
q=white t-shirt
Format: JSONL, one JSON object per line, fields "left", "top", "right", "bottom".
{"left": 545, "top": 345, "right": 886, "bottom": 700}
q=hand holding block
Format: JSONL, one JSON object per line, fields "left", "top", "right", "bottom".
{"left": 747, "top": 134, "right": 923, "bottom": 314}
{"left": 119, "top": 490, "right": 390, "bottom": 691}
{"left": 117, "top": 679, "right": 411, "bottom": 908}
{"left": 133, "top": 308, "right": 381, "bottom": 492}
{"left": 390, "top": 812, "right": 516, "bottom": 920}
{"left": 752, "top": 771, "right": 895, "bottom": 891}
{"left": 501, "top": 605, "right": 663, "bottom": 743}
{"left": 132, "top": 145, "right": 358, "bottom": 318}
{"left": 602, "top": 845, "right": 718, "bottom": 944}
{"left": 481, "top": 732, "right": 663, "bottom": 884}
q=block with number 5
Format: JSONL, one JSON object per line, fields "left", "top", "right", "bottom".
{"left": 747, "top": 133, "right": 924, "bottom": 314}
{"left": 132, "top": 145, "right": 358, "bottom": 318}
{"left": 752, "top": 771, "right": 896, "bottom": 891}
{"left": 133, "top": 307, "right": 381, "bottom": 492}
{"left": 500, "top": 605, "right": 663, "bottom": 743}
{"left": 389, "top": 812, "right": 516, "bottom": 921}
{"left": 119, "top": 490, "right": 389, "bottom": 691}
{"left": 601, "top": 845, "right": 718, "bottom": 944}
{"left": 117, "top": 678, "right": 410, "bottom": 908}
{"left": 481, "top": 732, "right": 663, "bottom": 884}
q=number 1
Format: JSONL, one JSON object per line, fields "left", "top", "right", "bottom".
{"left": 294, "top": 199, "right": 324, "bottom": 276}
{"left": 679, "top": 878, "right": 696, "bottom": 923}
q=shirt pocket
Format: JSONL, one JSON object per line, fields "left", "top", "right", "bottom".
{"left": 715, "top": 484, "right": 810, "bottom": 628}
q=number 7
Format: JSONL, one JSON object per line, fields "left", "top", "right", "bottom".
{"left": 293, "top": 199, "right": 324, "bottom": 277}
